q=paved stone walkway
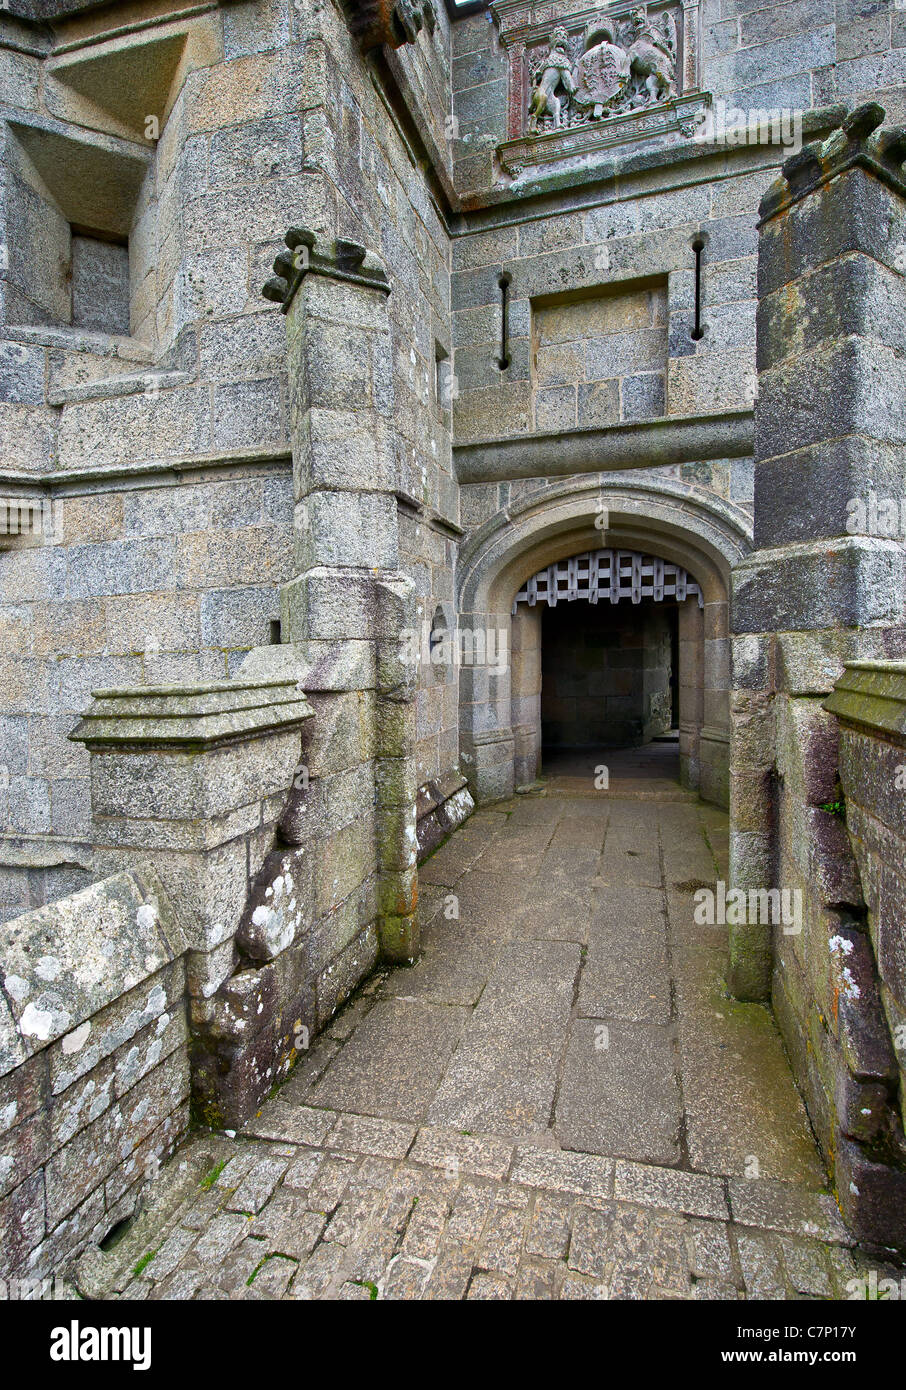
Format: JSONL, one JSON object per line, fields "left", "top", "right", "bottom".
{"left": 86, "top": 753, "right": 879, "bottom": 1300}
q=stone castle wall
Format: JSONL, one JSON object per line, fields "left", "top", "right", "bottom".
{"left": 0, "top": 0, "right": 462, "bottom": 919}
{"left": 0, "top": 869, "right": 190, "bottom": 1282}
{"left": 2, "top": 0, "right": 906, "bottom": 1278}
{"left": 730, "top": 107, "right": 906, "bottom": 1252}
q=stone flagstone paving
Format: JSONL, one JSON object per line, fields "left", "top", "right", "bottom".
{"left": 84, "top": 759, "right": 892, "bottom": 1301}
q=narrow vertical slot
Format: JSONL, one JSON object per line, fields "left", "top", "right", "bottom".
{"left": 498, "top": 272, "right": 511, "bottom": 370}
{"left": 691, "top": 239, "right": 704, "bottom": 342}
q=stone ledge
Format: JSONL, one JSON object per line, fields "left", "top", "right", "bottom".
{"left": 460, "top": 103, "right": 848, "bottom": 213}
{"left": 0, "top": 835, "right": 92, "bottom": 870}
{"left": 47, "top": 369, "right": 194, "bottom": 406}
{"left": 3, "top": 323, "right": 154, "bottom": 362}
{"left": 69, "top": 677, "right": 314, "bottom": 750}
{"left": 498, "top": 92, "right": 714, "bottom": 181}
{"left": 0, "top": 449, "right": 291, "bottom": 492}
{"left": 453, "top": 409, "right": 753, "bottom": 483}
{"left": 824, "top": 661, "right": 906, "bottom": 742}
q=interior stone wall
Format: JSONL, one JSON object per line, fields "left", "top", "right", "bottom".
{"left": 540, "top": 598, "right": 673, "bottom": 749}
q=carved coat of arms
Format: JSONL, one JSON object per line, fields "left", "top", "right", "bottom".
{"left": 573, "top": 17, "right": 632, "bottom": 120}
{"left": 526, "top": 6, "right": 679, "bottom": 134}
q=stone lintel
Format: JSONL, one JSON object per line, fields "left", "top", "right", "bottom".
{"left": 824, "top": 661, "right": 906, "bottom": 743}
{"left": 69, "top": 678, "right": 314, "bottom": 750}
{"left": 454, "top": 409, "right": 752, "bottom": 484}
{"left": 262, "top": 226, "right": 391, "bottom": 313}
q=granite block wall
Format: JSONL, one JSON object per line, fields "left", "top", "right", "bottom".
{"left": 0, "top": 469, "right": 294, "bottom": 922}
{"left": 0, "top": 867, "right": 190, "bottom": 1282}
{"left": 0, "top": 0, "right": 466, "bottom": 923}
{"left": 729, "top": 108, "right": 906, "bottom": 1251}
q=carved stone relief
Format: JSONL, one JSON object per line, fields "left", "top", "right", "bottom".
{"left": 526, "top": 6, "right": 679, "bottom": 135}
{"left": 493, "top": 0, "right": 708, "bottom": 179}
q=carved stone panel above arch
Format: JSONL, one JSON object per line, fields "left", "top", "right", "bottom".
{"left": 491, "top": 0, "right": 711, "bottom": 178}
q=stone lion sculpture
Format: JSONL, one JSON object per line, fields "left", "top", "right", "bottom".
{"left": 626, "top": 7, "right": 677, "bottom": 106}
{"left": 528, "top": 26, "right": 576, "bottom": 132}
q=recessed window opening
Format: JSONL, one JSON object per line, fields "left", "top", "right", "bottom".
{"left": 69, "top": 225, "right": 130, "bottom": 336}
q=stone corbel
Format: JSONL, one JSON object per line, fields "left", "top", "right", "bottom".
{"left": 262, "top": 227, "right": 391, "bottom": 314}
{"left": 337, "top": 0, "right": 437, "bottom": 55}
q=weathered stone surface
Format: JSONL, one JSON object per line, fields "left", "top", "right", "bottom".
{"left": 310, "top": 998, "right": 469, "bottom": 1124}
{"left": 237, "top": 848, "right": 312, "bottom": 962}
{"left": 557, "top": 1019, "right": 682, "bottom": 1165}
{"left": 0, "top": 869, "right": 183, "bottom": 1063}
{"left": 6, "top": 0, "right": 906, "bottom": 1288}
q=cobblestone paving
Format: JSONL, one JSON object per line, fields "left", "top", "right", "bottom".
{"left": 94, "top": 758, "right": 885, "bottom": 1300}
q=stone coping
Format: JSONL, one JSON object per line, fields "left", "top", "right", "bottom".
{"left": 47, "top": 369, "right": 194, "bottom": 406}
{"left": 824, "top": 661, "right": 906, "bottom": 740}
{"left": 416, "top": 769, "right": 469, "bottom": 820}
{"left": 759, "top": 104, "right": 906, "bottom": 225}
{"left": 70, "top": 677, "right": 313, "bottom": 749}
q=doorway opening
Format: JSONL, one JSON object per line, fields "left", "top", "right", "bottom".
{"left": 541, "top": 598, "right": 678, "bottom": 751}
{"left": 540, "top": 597, "right": 681, "bottom": 787}
{"left": 508, "top": 548, "right": 706, "bottom": 795}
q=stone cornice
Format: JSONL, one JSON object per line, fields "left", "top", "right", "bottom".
{"left": 457, "top": 104, "right": 848, "bottom": 220}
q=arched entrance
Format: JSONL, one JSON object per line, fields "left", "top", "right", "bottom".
{"left": 456, "top": 476, "right": 752, "bottom": 808}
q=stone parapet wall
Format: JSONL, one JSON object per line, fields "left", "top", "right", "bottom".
{"left": 67, "top": 671, "right": 366, "bottom": 1129}
{"left": 0, "top": 867, "right": 190, "bottom": 1282}
{"left": 828, "top": 664, "right": 906, "bottom": 1131}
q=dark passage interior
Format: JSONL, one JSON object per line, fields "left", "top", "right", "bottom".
{"left": 541, "top": 599, "right": 678, "bottom": 751}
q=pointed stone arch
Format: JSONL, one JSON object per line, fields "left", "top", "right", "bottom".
{"left": 456, "top": 475, "right": 752, "bottom": 806}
